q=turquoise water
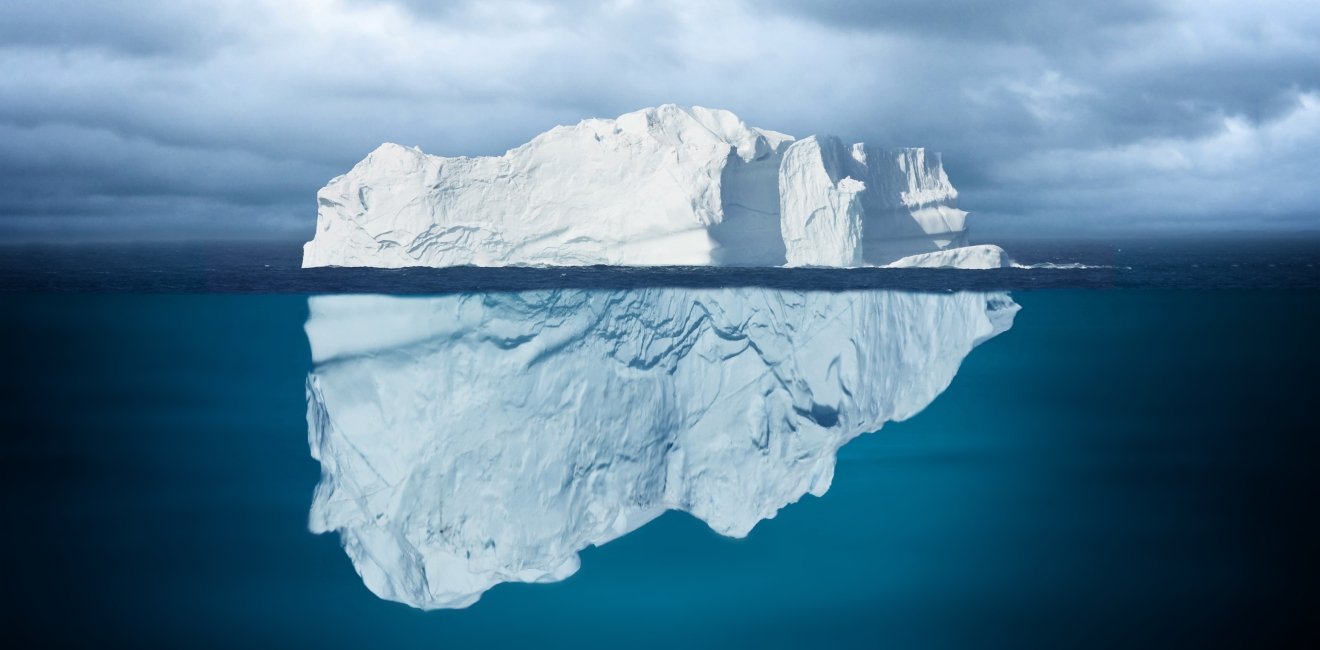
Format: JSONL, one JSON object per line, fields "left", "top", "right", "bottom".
{"left": 2, "top": 289, "right": 1317, "bottom": 647}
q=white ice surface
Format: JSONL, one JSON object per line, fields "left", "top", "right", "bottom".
{"left": 884, "top": 244, "right": 1014, "bottom": 269}
{"left": 778, "top": 136, "right": 865, "bottom": 267}
{"left": 302, "top": 106, "right": 979, "bottom": 269}
{"left": 305, "top": 288, "right": 1018, "bottom": 609}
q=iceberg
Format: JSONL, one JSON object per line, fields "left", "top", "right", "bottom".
{"left": 884, "top": 244, "right": 1013, "bottom": 269}
{"left": 305, "top": 287, "right": 1018, "bottom": 609}
{"left": 302, "top": 105, "right": 993, "bottom": 269}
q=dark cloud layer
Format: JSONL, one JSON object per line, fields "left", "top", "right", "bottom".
{"left": 768, "top": 0, "right": 1164, "bottom": 48}
{"left": 0, "top": 0, "right": 1316, "bottom": 241}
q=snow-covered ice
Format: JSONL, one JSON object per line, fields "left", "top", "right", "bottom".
{"left": 305, "top": 288, "right": 1018, "bottom": 609}
{"left": 884, "top": 244, "right": 1014, "bottom": 269}
{"left": 302, "top": 105, "right": 990, "bottom": 269}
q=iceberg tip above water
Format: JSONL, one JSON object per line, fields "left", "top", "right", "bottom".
{"left": 301, "top": 105, "right": 991, "bottom": 270}
{"left": 884, "top": 244, "right": 1014, "bottom": 269}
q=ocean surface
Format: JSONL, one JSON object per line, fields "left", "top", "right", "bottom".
{"left": 1, "top": 237, "right": 1317, "bottom": 648}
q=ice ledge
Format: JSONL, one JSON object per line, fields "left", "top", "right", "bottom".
{"left": 885, "top": 244, "right": 1014, "bottom": 269}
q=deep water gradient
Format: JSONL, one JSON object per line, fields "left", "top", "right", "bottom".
{"left": 1, "top": 278, "right": 1318, "bottom": 646}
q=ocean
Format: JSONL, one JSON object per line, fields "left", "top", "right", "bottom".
{"left": 1, "top": 237, "right": 1317, "bottom": 648}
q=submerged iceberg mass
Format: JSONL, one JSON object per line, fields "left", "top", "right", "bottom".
{"left": 302, "top": 105, "right": 995, "bottom": 269}
{"left": 305, "top": 288, "right": 1018, "bottom": 609}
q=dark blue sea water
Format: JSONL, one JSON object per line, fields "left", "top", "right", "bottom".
{"left": 1, "top": 238, "right": 1317, "bottom": 648}
{"left": 3, "top": 236, "right": 1319, "bottom": 292}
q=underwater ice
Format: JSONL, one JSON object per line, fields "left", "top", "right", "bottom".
{"left": 305, "top": 288, "right": 1018, "bottom": 608}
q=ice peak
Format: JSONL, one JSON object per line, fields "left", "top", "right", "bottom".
{"left": 610, "top": 104, "right": 783, "bottom": 162}
{"left": 362, "top": 141, "right": 424, "bottom": 162}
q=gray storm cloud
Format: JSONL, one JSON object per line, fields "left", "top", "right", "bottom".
{"left": 0, "top": 0, "right": 1316, "bottom": 241}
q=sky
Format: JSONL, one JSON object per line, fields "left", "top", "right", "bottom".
{"left": 1, "top": 0, "right": 1317, "bottom": 242}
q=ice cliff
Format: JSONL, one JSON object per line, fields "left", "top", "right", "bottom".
{"left": 305, "top": 288, "right": 1018, "bottom": 609}
{"left": 302, "top": 105, "right": 1001, "bottom": 268}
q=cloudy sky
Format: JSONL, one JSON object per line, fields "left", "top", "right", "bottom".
{"left": 1, "top": 0, "right": 1317, "bottom": 242}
